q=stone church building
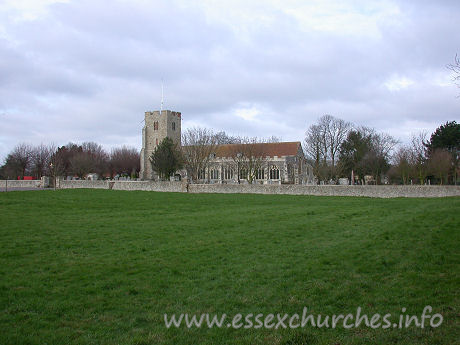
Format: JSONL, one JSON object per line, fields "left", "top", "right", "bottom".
{"left": 140, "top": 110, "right": 314, "bottom": 184}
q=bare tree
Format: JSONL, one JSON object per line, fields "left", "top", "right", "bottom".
{"left": 182, "top": 127, "right": 218, "bottom": 183}
{"left": 10, "top": 143, "right": 33, "bottom": 178}
{"left": 367, "top": 130, "right": 399, "bottom": 184}
{"left": 427, "top": 149, "right": 452, "bottom": 184}
{"left": 304, "top": 115, "right": 351, "bottom": 182}
{"left": 70, "top": 152, "right": 94, "bottom": 179}
{"left": 392, "top": 146, "right": 412, "bottom": 184}
{"left": 50, "top": 143, "right": 82, "bottom": 177}
{"left": 390, "top": 132, "right": 428, "bottom": 185}
{"left": 304, "top": 124, "right": 327, "bottom": 183}
{"left": 320, "top": 115, "right": 352, "bottom": 169}
{"left": 81, "top": 142, "right": 109, "bottom": 176}
{"left": 30, "top": 143, "right": 55, "bottom": 179}
{"left": 411, "top": 131, "right": 428, "bottom": 184}
{"left": 447, "top": 54, "right": 460, "bottom": 93}
{"left": 110, "top": 146, "right": 140, "bottom": 177}
{"left": 229, "top": 145, "right": 246, "bottom": 184}
{"left": 372, "top": 131, "right": 399, "bottom": 158}
{"left": 304, "top": 124, "right": 324, "bottom": 162}
{"left": 1, "top": 154, "right": 21, "bottom": 179}
{"left": 215, "top": 131, "right": 241, "bottom": 145}
{"left": 49, "top": 142, "right": 108, "bottom": 179}
{"left": 264, "top": 135, "right": 282, "bottom": 143}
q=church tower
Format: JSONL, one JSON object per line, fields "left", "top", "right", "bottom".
{"left": 140, "top": 110, "right": 182, "bottom": 180}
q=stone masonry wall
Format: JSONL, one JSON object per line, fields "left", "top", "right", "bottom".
{"left": 111, "top": 181, "right": 184, "bottom": 192}
{"left": 1, "top": 179, "right": 459, "bottom": 197}
{"left": 55, "top": 180, "right": 185, "bottom": 192}
{"left": 0, "top": 180, "right": 42, "bottom": 188}
{"left": 188, "top": 184, "right": 460, "bottom": 198}
{"left": 58, "top": 180, "right": 108, "bottom": 189}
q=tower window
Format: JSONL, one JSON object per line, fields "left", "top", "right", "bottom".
{"left": 154, "top": 121, "right": 159, "bottom": 130}
{"left": 172, "top": 122, "right": 176, "bottom": 131}
{"left": 155, "top": 138, "right": 158, "bottom": 146}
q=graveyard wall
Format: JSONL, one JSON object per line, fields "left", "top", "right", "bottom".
{"left": 111, "top": 181, "right": 184, "bottom": 192}
{"left": 55, "top": 180, "right": 184, "bottom": 192}
{"left": 188, "top": 184, "right": 460, "bottom": 198}
{"left": 58, "top": 180, "right": 108, "bottom": 189}
{"left": 0, "top": 180, "right": 42, "bottom": 188}
{"left": 1, "top": 179, "right": 459, "bottom": 197}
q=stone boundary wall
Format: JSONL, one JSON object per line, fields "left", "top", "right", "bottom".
{"left": 0, "top": 180, "right": 42, "bottom": 188}
{"left": 189, "top": 184, "right": 460, "bottom": 198}
{"left": 55, "top": 180, "right": 185, "bottom": 192}
{"left": 0, "top": 179, "right": 178, "bottom": 191}
{"left": 111, "top": 181, "right": 184, "bottom": 192}
{"left": 58, "top": 180, "right": 108, "bottom": 189}
{"left": 1, "top": 179, "right": 459, "bottom": 198}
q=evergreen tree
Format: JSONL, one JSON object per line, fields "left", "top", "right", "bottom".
{"left": 150, "top": 138, "right": 183, "bottom": 180}
{"left": 338, "top": 130, "right": 373, "bottom": 181}
{"left": 425, "top": 121, "right": 460, "bottom": 184}
{"left": 426, "top": 121, "right": 460, "bottom": 153}
{"left": 338, "top": 128, "right": 397, "bottom": 184}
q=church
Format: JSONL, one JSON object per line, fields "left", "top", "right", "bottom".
{"left": 140, "top": 110, "right": 314, "bottom": 184}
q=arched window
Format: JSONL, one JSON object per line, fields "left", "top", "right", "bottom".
{"left": 210, "top": 169, "right": 219, "bottom": 180}
{"left": 223, "top": 167, "right": 234, "bottom": 180}
{"left": 172, "top": 122, "right": 176, "bottom": 131}
{"left": 270, "top": 165, "right": 280, "bottom": 180}
{"left": 255, "top": 168, "right": 265, "bottom": 180}
{"left": 153, "top": 121, "right": 159, "bottom": 130}
{"left": 239, "top": 168, "right": 247, "bottom": 180}
{"left": 287, "top": 164, "right": 294, "bottom": 179}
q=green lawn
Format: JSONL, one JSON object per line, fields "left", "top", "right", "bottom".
{"left": 0, "top": 190, "right": 459, "bottom": 344}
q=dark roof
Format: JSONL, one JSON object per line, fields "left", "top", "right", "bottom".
{"left": 215, "top": 141, "right": 302, "bottom": 158}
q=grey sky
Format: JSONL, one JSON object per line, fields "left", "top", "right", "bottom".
{"left": 1, "top": 0, "right": 459, "bottom": 160}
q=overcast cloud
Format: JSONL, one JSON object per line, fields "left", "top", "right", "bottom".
{"left": 0, "top": 0, "right": 459, "bottom": 159}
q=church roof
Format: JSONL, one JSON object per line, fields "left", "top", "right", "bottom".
{"left": 215, "top": 141, "right": 302, "bottom": 158}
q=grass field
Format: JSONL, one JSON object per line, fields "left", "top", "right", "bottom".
{"left": 0, "top": 190, "right": 459, "bottom": 344}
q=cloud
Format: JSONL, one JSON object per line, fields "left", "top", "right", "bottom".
{"left": 0, "top": 0, "right": 459, "bottom": 161}
{"left": 384, "top": 75, "right": 414, "bottom": 91}
{"left": 0, "top": 0, "right": 70, "bottom": 22}
{"left": 234, "top": 105, "right": 260, "bottom": 122}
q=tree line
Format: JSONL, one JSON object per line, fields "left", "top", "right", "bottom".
{"left": 304, "top": 117, "right": 459, "bottom": 185}
{"left": 0, "top": 142, "right": 140, "bottom": 180}
{"left": 1, "top": 121, "right": 458, "bottom": 185}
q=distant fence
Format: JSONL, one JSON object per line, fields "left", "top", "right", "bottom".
{"left": 1, "top": 179, "right": 460, "bottom": 198}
